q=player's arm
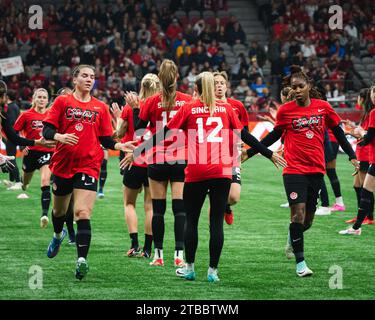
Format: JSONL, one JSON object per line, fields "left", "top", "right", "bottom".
{"left": 331, "top": 125, "right": 356, "bottom": 160}
{"left": 116, "top": 118, "right": 128, "bottom": 139}
{"left": 133, "top": 108, "right": 148, "bottom": 131}
{"left": 42, "top": 122, "right": 78, "bottom": 146}
{"left": 245, "top": 129, "right": 283, "bottom": 159}
{"left": 1, "top": 113, "right": 35, "bottom": 146}
{"left": 358, "top": 127, "right": 375, "bottom": 146}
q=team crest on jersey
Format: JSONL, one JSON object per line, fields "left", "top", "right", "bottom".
{"left": 31, "top": 120, "right": 44, "bottom": 130}
{"left": 290, "top": 192, "right": 298, "bottom": 200}
{"left": 306, "top": 130, "right": 314, "bottom": 139}
{"left": 75, "top": 123, "right": 83, "bottom": 131}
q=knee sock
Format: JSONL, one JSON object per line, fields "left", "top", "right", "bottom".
{"left": 99, "top": 159, "right": 107, "bottom": 193}
{"left": 65, "top": 200, "right": 75, "bottom": 239}
{"left": 353, "top": 188, "right": 373, "bottom": 229}
{"left": 172, "top": 199, "right": 186, "bottom": 251}
{"left": 354, "top": 186, "right": 362, "bottom": 210}
{"left": 144, "top": 234, "right": 152, "bottom": 253}
{"left": 151, "top": 199, "right": 166, "bottom": 250}
{"left": 327, "top": 168, "right": 342, "bottom": 200}
{"left": 52, "top": 211, "right": 65, "bottom": 235}
{"left": 320, "top": 179, "right": 329, "bottom": 207}
{"left": 41, "top": 186, "right": 51, "bottom": 216}
{"left": 368, "top": 192, "right": 374, "bottom": 220}
{"left": 289, "top": 222, "right": 304, "bottom": 263}
{"left": 76, "top": 219, "right": 91, "bottom": 259}
{"left": 130, "top": 232, "right": 139, "bottom": 249}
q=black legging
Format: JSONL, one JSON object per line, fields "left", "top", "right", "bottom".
{"left": 183, "top": 178, "right": 231, "bottom": 268}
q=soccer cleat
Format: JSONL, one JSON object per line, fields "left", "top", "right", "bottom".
{"left": 315, "top": 206, "right": 331, "bottom": 216}
{"left": 140, "top": 250, "right": 151, "bottom": 259}
{"left": 345, "top": 217, "right": 357, "bottom": 224}
{"left": 176, "top": 267, "right": 196, "bottom": 280}
{"left": 331, "top": 203, "right": 346, "bottom": 212}
{"left": 97, "top": 192, "right": 104, "bottom": 199}
{"left": 339, "top": 227, "right": 361, "bottom": 235}
{"left": 362, "top": 217, "right": 375, "bottom": 225}
{"left": 7, "top": 182, "right": 23, "bottom": 190}
{"left": 40, "top": 215, "right": 49, "bottom": 229}
{"left": 149, "top": 258, "right": 164, "bottom": 266}
{"left": 46, "top": 229, "right": 67, "bottom": 258}
{"left": 68, "top": 234, "right": 76, "bottom": 245}
{"left": 17, "top": 193, "right": 29, "bottom": 199}
{"left": 126, "top": 247, "right": 141, "bottom": 257}
{"left": 224, "top": 209, "right": 234, "bottom": 225}
{"left": 207, "top": 270, "right": 220, "bottom": 282}
{"left": 280, "top": 202, "right": 289, "bottom": 208}
{"left": 2, "top": 179, "right": 13, "bottom": 188}
{"left": 75, "top": 257, "right": 89, "bottom": 280}
{"left": 174, "top": 258, "right": 185, "bottom": 267}
{"left": 296, "top": 266, "right": 313, "bottom": 277}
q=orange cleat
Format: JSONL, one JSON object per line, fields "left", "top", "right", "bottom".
{"left": 149, "top": 258, "right": 164, "bottom": 266}
{"left": 362, "top": 217, "right": 375, "bottom": 225}
{"left": 345, "top": 217, "right": 357, "bottom": 224}
{"left": 224, "top": 210, "right": 234, "bottom": 225}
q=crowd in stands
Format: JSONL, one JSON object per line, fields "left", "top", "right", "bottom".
{"left": 0, "top": 0, "right": 373, "bottom": 112}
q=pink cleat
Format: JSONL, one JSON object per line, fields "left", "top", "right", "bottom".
{"left": 331, "top": 203, "right": 346, "bottom": 212}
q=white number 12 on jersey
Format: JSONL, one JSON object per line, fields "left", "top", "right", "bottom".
{"left": 196, "top": 117, "right": 223, "bottom": 143}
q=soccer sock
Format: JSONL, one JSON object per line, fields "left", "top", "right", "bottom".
{"left": 130, "top": 232, "right": 139, "bottom": 249}
{"left": 354, "top": 186, "right": 362, "bottom": 209}
{"left": 289, "top": 222, "right": 304, "bottom": 264}
{"left": 41, "top": 186, "right": 51, "bottom": 216}
{"left": 186, "top": 263, "right": 194, "bottom": 272}
{"left": 154, "top": 248, "right": 163, "bottom": 260}
{"left": 52, "top": 211, "right": 65, "bottom": 235}
{"left": 353, "top": 188, "right": 373, "bottom": 229}
{"left": 225, "top": 203, "right": 231, "bottom": 213}
{"left": 368, "top": 192, "right": 374, "bottom": 220}
{"left": 327, "top": 168, "right": 342, "bottom": 199}
{"left": 172, "top": 199, "right": 186, "bottom": 251}
{"left": 144, "top": 234, "right": 152, "bottom": 253}
{"left": 76, "top": 219, "right": 91, "bottom": 259}
{"left": 174, "top": 249, "right": 184, "bottom": 260}
{"left": 320, "top": 179, "right": 329, "bottom": 207}
{"left": 152, "top": 199, "right": 166, "bottom": 250}
{"left": 65, "top": 201, "right": 75, "bottom": 238}
{"left": 335, "top": 196, "right": 344, "bottom": 206}
{"left": 99, "top": 159, "right": 107, "bottom": 193}
{"left": 208, "top": 266, "right": 217, "bottom": 274}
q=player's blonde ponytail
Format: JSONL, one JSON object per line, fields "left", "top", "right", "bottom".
{"left": 139, "top": 73, "right": 160, "bottom": 100}
{"left": 158, "top": 59, "right": 178, "bottom": 111}
{"left": 196, "top": 72, "right": 216, "bottom": 116}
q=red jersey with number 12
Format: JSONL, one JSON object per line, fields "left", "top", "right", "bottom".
{"left": 274, "top": 98, "right": 341, "bottom": 175}
{"left": 167, "top": 99, "right": 243, "bottom": 182}
{"left": 43, "top": 94, "right": 113, "bottom": 179}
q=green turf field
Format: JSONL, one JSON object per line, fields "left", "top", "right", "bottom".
{"left": 1, "top": 154, "right": 374, "bottom": 300}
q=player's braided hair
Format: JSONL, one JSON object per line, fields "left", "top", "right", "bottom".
{"left": 361, "top": 87, "right": 374, "bottom": 123}
{"left": 282, "top": 65, "right": 323, "bottom": 100}
{"left": 158, "top": 59, "right": 178, "bottom": 111}
{"left": 139, "top": 73, "right": 160, "bottom": 100}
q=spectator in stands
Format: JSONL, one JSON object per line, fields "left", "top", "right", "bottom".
{"left": 301, "top": 39, "right": 316, "bottom": 59}
{"left": 166, "top": 18, "right": 183, "bottom": 41}
{"left": 248, "top": 58, "right": 264, "bottom": 83}
{"left": 251, "top": 77, "right": 268, "bottom": 98}
{"left": 248, "top": 41, "right": 267, "bottom": 68}
{"left": 234, "top": 78, "right": 250, "bottom": 97}
{"left": 227, "top": 21, "right": 246, "bottom": 46}
{"left": 244, "top": 89, "right": 259, "bottom": 111}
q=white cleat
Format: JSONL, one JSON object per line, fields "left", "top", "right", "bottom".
{"left": 40, "top": 216, "right": 49, "bottom": 229}
{"left": 17, "top": 193, "right": 29, "bottom": 199}
{"left": 280, "top": 202, "right": 289, "bottom": 208}
{"left": 7, "top": 182, "right": 23, "bottom": 190}
{"left": 297, "top": 266, "right": 313, "bottom": 277}
{"left": 339, "top": 227, "right": 361, "bottom": 235}
{"left": 2, "top": 179, "right": 14, "bottom": 188}
{"left": 315, "top": 206, "right": 331, "bottom": 216}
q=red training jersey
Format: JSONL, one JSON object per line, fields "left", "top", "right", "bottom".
{"left": 356, "top": 114, "right": 370, "bottom": 162}
{"left": 327, "top": 127, "right": 338, "bottom": 143}
{"left": 367, "top": 109, "right": 375, "bottom": 164}
{"left": 139, "top": 91, "right": 192, "bottom": 163}
{"left": 43, "top": 94, "right": 113, "bottom": 179}
{"left": 13, "top": 108, "right": 52, "bottom": 152}
{"left": 167, "top": 99, "right": 243, "bottom": 182}
{"left": 274, "top": 98, "right": 341, "bottom": 175}
{"left": 227, "top": 97, "right": 249, "bottom": 128}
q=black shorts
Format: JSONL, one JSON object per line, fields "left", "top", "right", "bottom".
{"left": 52, "top": 173, "right": 98, "bottom": 196}
{"left": 123, "top": 165, "right": 149, "bottom": 189}
{"left": 232, "top": 167, "right": 241, "bottom": 185}
{"left": 283, "top": 174, "right": 323, "bottom": 212}
{"left": 119, "top": 151, "right": 125, "bottom": 176}
{"left": 360, "top": 161, "right": 370, "bottom": 172}
{"left": 22, "top": 151, "right": 53, "bottom": 173}
{"left": 368, "top": 164, "right": 375, "bottom": 177}
{"left": 148, "top": 162, "right": 186, "bottom": 182}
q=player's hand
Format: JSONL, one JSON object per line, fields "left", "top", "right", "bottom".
{"left": 350, "top": 158, "right": 360, "bottom": 176}
{"left": 115, "top": 140, "right": 137, "bottom": 153}
{"left": 241, "top": 148, "right": 249, "bottom": 163}
{"left": 256, "top": 114, "right": 275, "bottom": 124}
{"left": 0, "top": 154, "right": 15, "bottom": 173}
{"left": 35, "top": 138, "right": 57, "bottom": 148}
{"left": 22, "top": 146, "right": 29, "bottom": 156}
{"left": 119, "top": 152, "right": 135, "bottom": 170}
{"left": 111, "top": 102, "right": 123, "bottom": 118}
{"left": 124, "top": 91, "right": 140, "bottom": 109}
{"left": 271, "top": 151, "right": 287, "bottom": 169}
{"left": 53, "top": 133, "right": 79, "bottom": 146}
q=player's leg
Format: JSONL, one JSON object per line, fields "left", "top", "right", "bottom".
{"left": 72, "top": 173, "right": 98, "bottom": 280}
{"left": 65, "top": 196, "right": 76, "bottom": 244}
{"left": 39, "top": 164, "right": 52, "bottom": 228}
{"left": 207, "top": 178, "right": 231, "bottom": 282}
{"left": 124, "top": 186, "right": 141, "bottom": 256}
{"left": 98, "top": 149, "right": 108, "bottom": 198}
{"left": 347, "top": 162, "right": 368, "bottom": 223}
{"left": 225, "top": 167, "right": 241, "bottom": 225}
{"left": 46, "top": 175, "right": 72, "bottom": 258}
{"left": 142, "top": 185, "right": 153, "bottom": 258}
{"left": 148, "top": 164, "right": 168, "bottom": 266}
{"left": 327, "top": 144, "right": 345, "bottom": 211}
{"left": 315, "top": 178, "right": 331, "bottom": 215}
{"left": 176, "top": 180, "right": 207, "bottom": 280}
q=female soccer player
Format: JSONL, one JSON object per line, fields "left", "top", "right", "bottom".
{"left": 113, "top": 73, "right": 160, "bottom": 258}
{"left": 344, "top": 88, "right": 374, "bottom": 225}
{"left": 42, "top": 65, "right": 135, "bottom": 280}
{"left": 243, "top": 66, "right": 358, "bottom": 276}
{"left": 134, "top": 60, "right": 192, "bottom": 267}
{"left": 213, "top": 71, "right": 249, "bottom": 225}
{"left": 122, "top": 71, "right": 286, "bottom": 282}
{"left": 340, "top": 85, "right": 375, "bottom": 235}
{"left": 13, "top": 88, "right": 53, "bottom": 228}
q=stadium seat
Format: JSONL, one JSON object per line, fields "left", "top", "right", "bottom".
{"left": 365, "top": 64, "right": 375, "bottom": 72}
{"left": 362, "top": 57, "right": 373, "bottom": 64}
